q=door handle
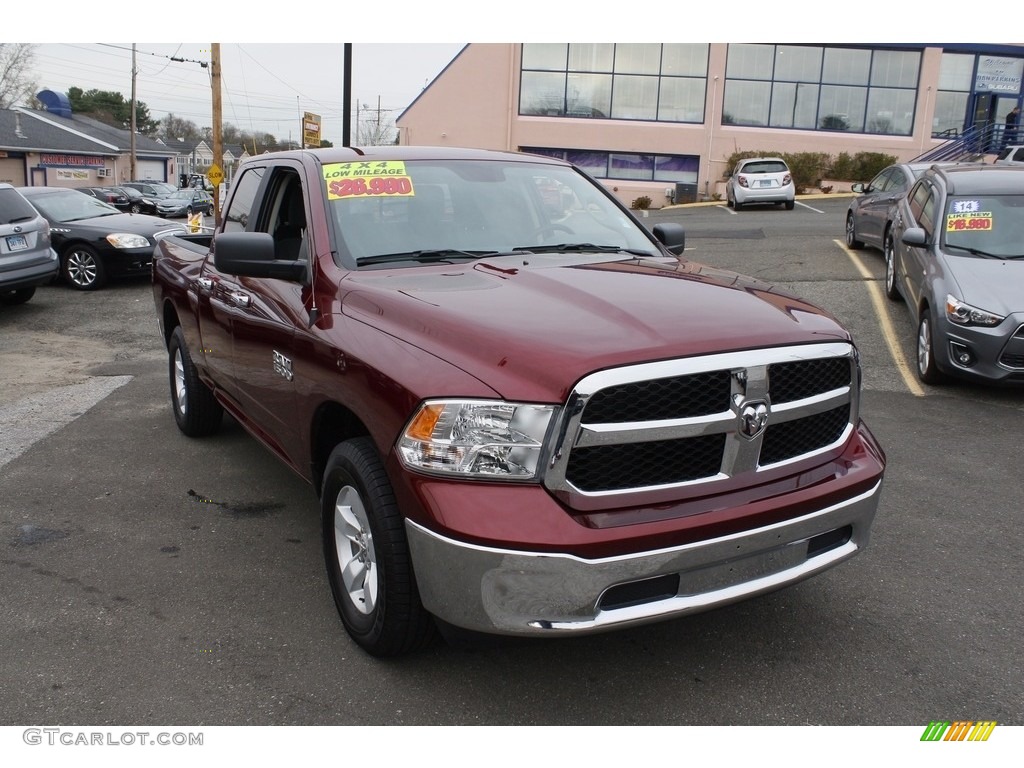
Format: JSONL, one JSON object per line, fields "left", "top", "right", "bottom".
{"left": 229, "top": 291, "right": 251, "bottom": 308}
{"left": 196, "top": 277, "right": 214, "bottom": 291}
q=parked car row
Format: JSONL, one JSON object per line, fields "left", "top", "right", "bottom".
{"left": 14, "top": 186, "right": 187, "bottom": 292}
{"left": 846, "top": 162, "right": 1024, "bottom": 387}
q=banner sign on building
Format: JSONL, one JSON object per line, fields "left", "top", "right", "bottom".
{"left": 40, "top": 154, "right": 106, "bottom": 167}
{"left": 975, "top": 57, "right": 1024, "bottom": 93}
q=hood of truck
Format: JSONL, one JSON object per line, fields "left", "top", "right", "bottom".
{"left": 340, "top": 253, "right": 851, "bottom": 403}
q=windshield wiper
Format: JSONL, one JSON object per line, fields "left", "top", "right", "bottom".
{"left": 358, "top": 249, "right": 501, "bottom": 266}
{"left": 945, "top": 244, "right": 1009, "bottom": 259}
{"left": 513, "top": 242, "right": 654, "bottom": 257}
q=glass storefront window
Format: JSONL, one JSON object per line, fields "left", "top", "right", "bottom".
{"left": 520, "top": 71, "right": 567, "bottom": 116}
{"left": 611, "top": 75, "right": 659, "bottom": 120}
{"left": 723, "top": 80, "right": 771, "bottom": 126}
{"left": 569, "top": 43, "right": 614, "bottom": 73}
{"left": 614, "top": 44, "right": 662, "bottom": 75}
{"left": 658, "top": 77, "right": 706, "bottom": 122}
{"left": 566, "top": 73, "right": 612, "bottom": 118}
{"left": 522, "top": 43, "right": 567, "bottom": 71}
{"left": 661, "top": 44, "right": 709, "bottom": 77}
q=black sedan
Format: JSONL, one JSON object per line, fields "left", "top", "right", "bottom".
{"left": 78, "top": 186, "right": 132, "bottom": 212}
{"left": 112, "top": 185, "right": 158, "bottom": 214}
{"left": 16, "top": 186, "right": 186, "bottom": 290}
{"left": 156, "top": 188, "right": 214, "bottom": 218}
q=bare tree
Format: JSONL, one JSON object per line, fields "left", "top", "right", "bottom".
{"left": 355, "top": 101, "right": 397, "bottom": 146}
{"left": 161, "top": 112, "right": 203, "bottom": 141}
{"left": 0, "top": 43, "right": 38, "bottom": 109}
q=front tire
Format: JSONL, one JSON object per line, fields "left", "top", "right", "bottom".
{"left": 168, "top": 326, "right": 223, "bottom": 436}
{"left": 884, "top": 235, "right": 902, "bottom": 301}
{"left": 321, "top": 437, "right": 436, "bottom": 657}
{"left": 916, "top": 309, "right": 946, "bottom": 385}
{"left": 62, "top": 245, "right": 105, "bottom": 291}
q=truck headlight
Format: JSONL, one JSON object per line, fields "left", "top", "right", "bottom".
{"left": 106, "top": 233, "right": 150, "bottom": 249}
{"left": 945, "top": 294, "right": 1003, "bottom": 327}
{"left": 398, "top": 400, "right": 555, "bottom": 479}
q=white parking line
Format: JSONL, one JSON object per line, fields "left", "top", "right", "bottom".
{"left": 0, "top": 376, "right": 133, "bottom": 471}
{"left": 834, "top": 239, "right": 925, "bottom": 397}
{"left": 796, "top": 200, "right": 826, "bottom": 213}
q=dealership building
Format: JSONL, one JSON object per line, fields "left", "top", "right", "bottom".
{"left": 397, "top": 43, "right": 1024, "bottom": 208}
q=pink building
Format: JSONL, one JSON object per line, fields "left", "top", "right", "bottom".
{"left": 398, "top": 44, "right": 1024, "bottom": 208}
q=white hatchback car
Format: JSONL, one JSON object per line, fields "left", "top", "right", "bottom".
{"left": 726, "top": 157, "right": 796, "bottom": 210}
{"left": 994, "top": 145, "right": 1024, "bottom": 166}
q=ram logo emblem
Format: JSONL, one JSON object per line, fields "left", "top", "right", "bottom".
{"left": 738, "top": 400, "right": 769, "bottom": 440}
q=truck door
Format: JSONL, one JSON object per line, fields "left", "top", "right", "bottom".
{"left": 191, "top": 166, "right": 268, "bottom": 407}
{"left": 228, "top": 166, "right": 309, "bottom": 469}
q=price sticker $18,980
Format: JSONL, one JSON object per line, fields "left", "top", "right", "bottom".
{"left": 946, "top": 211, "right": 993, "bottom": 231}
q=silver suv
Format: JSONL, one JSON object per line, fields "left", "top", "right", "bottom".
{"left": 0, "top": 183, "right": 58, "bottom": 305}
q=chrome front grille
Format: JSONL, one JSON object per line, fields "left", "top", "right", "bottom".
{"left": 544, "top": 342, "right": 858, "bottom": 506}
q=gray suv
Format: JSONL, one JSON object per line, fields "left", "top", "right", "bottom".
{"left": 0, "top": 183, "right": 58, "bottom": 305}
{"left": 886, "top": 163, "right": 1024, "bottom": 385}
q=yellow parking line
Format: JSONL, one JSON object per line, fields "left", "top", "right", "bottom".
{"left": 834, "top": 239, "right": 925, "bottom": 397}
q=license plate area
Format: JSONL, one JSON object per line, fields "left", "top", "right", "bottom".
{"left": 6, "top": 234, "right": 28, "bottom": 251}
{"left": 757, "top": 180, "right": 774, "bottom": 188}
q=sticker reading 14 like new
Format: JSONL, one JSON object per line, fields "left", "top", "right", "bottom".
{"left": 323, "top": 161, "right": 415, "bottom": 200}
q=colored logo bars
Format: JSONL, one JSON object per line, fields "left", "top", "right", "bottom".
{"left": 921, "top": 721, "right": 997, "bottom": 741}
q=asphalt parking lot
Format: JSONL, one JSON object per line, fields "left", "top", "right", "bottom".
{"left": 1, "top": 197, "right": 1022, "bottom": 731}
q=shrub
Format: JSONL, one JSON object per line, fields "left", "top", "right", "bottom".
{"left": 631, "top": 195, "right": 653, "bottom": 210}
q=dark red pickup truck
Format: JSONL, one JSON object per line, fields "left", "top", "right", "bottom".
{"left": 152, "top": 146, "right": 886, "bottom": 657}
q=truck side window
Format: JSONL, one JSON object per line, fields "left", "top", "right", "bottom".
{"left": 222, "top": 168, "right": 264, "bottom": 233}
{"left": 270, "top": 173, "right": 307, "bottom": 262}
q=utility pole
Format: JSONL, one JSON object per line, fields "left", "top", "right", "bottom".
{"left": 211, "top": 43, "right": 223, "bottom": 225}
{"left": 343, "top": 44, "right": 352, "bottom": 146}
{"left": 130, "top": 44, "right": 137, "bottom": 181}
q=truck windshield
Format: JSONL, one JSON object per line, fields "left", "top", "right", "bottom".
{"left": 324, "top": 159, "right": 658, "bottom": 266}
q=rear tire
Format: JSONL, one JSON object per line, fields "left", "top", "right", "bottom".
{"left": 322, "top": 437, "right": 436, "bottom": 657}
{"left": 785, "top": 200, "right": 795, "bottom": 210}
{"left": 168, "top": 326, "right": 223, "bottom": 436}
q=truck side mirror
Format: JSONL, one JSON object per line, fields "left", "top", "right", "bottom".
{"left": 652, "top": 222, "right": 686, "bottom": 256}
{"left": 213, "top": 232, "right": 307, "bottom": 281}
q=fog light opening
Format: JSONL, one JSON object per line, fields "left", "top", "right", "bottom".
{"left": 599, "top": 574, "right": 680, "bottom": 611}
{"left": 949, "top": 341, "right": 975, "bottom": 367}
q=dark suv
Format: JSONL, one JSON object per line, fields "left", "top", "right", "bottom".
{"left": 0, "top": 183, "right": 58, "bottom": 305}
{"left": 887, "top": 163, "right": 1024, "bottom": 384}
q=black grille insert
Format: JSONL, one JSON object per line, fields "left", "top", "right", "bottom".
{"left": 566, "top": 434, "right": 726, "bottom": 492}
{"left": 760, "top": 404, "right": 850, "bottom": 466}
{"left": 769, "top": 358, "right": 850, "bottom": 403}
{"left": 582, "top": 370, "right": 731, "bottom": 423}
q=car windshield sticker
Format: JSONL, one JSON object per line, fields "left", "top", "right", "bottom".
{"left": 323, "top": 161, "right": 414, "bottom": 200}
{"left": 946, "top": 211, "right": 992, "bottom": 232}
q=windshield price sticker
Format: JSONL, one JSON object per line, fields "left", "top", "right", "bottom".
{"left": 946, "top": 212, "right": 993, "bottom": 231}
{"left": 324, "top": 161, "right": 415, "bottom": 200}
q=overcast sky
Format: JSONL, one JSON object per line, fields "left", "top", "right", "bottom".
{"left": 14, "top": 7, "right": 998, "bottom": 146}
{"left": 27, "top": 43, "right": 466, "bottom": 146}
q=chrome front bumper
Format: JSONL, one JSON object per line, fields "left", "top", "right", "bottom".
{"left": 406, "top": 480, "right": 882, "bottom": 636}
